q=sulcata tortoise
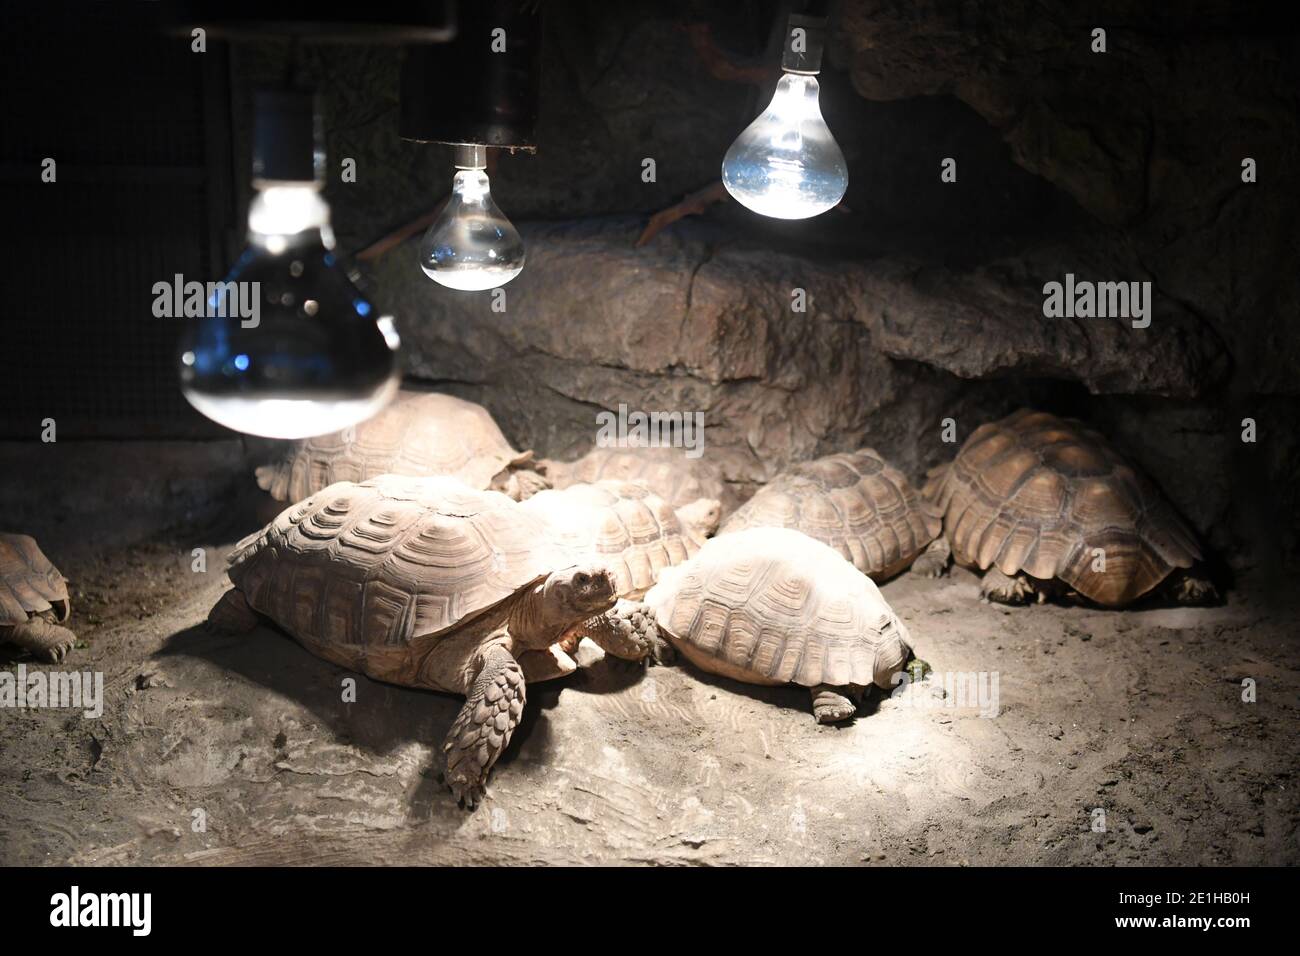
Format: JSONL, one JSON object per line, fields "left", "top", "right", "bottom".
{"left": 923, "top": 409, "right": 1215, "bottom": 607}
{"left": 719, "top": 448, "right": 944, "bottom": 581}
{"left": 521, "top": 479, "right": 721, "bottom": 662}
{"left": 645, "top": 527, "right": 912, "bottom": 723}
{"left": 208, "top": 475, "right": 655, "bottom": 807}
{"left": 255, "top": 389, "right": 549, "bottom": 504}
{"left": 0, "top": 534, "right": 77, "bottom": 663}
{"left": 542, "top": 445, "right": 729, "bottom": 516}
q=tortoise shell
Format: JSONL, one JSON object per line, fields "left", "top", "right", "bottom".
{"left": 544, "top": 445, "right": 726, "bottom": 512}
{"left": 645, "top": 527, "right": 911, "bottom": 690}
{"left": 255, "top": 390, "right": 539, "bottom": 503}
{"left": 521, "top": 480, "right": 700, "bottom": 599}
{"left": 227, "top": 475, "right": 576, "bottom": 653}
{"left": 923, "top": 409, "right": 1202, "bottom": 607}
{"left": 0, "top": 533, "right": 70, "bottom": 627}
{"left": 719, "top": 449, "right": 940, "bottom": 580}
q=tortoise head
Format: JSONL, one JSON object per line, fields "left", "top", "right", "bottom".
{"left": 677, "top": 497, "right": 723, "bottom": 539}
{"left": 508, "top": 564, "right": 616, "bottom": 652}
{"left": 547, "top": 564, "right": 618, "bottom": 620}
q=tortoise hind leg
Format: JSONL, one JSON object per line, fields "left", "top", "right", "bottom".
{"left": 810, "top": 685, "right": 862, "bottom": 724}
{"left": 910, "top": 537, "right": 951, "bottom": 578}
{"left": 8, "top": 616, "right": 77, "bottom": 663}
{"left": 444, "top": 642, "right": 526, "bottom": 809}
{"left": 980, "top": 569, "right": 1043, "bottom": 605}
{"left": 207, "top": 589, "right": 260, "bottom": 633}
{"left": 1165, "top": 569, "right": 1219, "bottom": 606}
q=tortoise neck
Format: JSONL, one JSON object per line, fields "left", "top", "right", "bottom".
{"left": 507, "top": 579, "right": 565, "bottom": 650}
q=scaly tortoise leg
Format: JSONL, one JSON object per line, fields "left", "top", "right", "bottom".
{"left": 8, "top": 616, "right": 77, "bottom": 663}
{"left": 910, "top": 537, "right": 951, "bottom": 578}
{"left": 1166, "top": 570, "right": 1219, "bottom": 606}
{"left": 206, "top": 589, "right": 260, "bottom": 633}
{"left": 444, "top": 642, "right": 526, "bottom": 809}
{"left": 567, "top": 599, "right": 670, "bottom": 665}
{"left": 980, "top": 569, "right": 1042, "bottom": 605}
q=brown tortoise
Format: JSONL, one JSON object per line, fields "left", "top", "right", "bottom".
{"left": 923, "top": 409, "right": 1215, "bottom": 607}
{"left": 208, "top": 475, "right": 654, "bottom": 807}
{"left": 255, "top": 390, "right": 549, "bottom": 504}
{"left": 719, "top": 449, "right": 944, "bottom": 581}
{"left": 0, "top": 534, "right": 77, "bottom": 663}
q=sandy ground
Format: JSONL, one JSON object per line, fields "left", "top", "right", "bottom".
{"left": 1, "top": 453, "right": 1297, "bottom": 866}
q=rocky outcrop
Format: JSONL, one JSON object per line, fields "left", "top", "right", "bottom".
{"left": 375, "top": 217, "right": 1226, "bottom": 499}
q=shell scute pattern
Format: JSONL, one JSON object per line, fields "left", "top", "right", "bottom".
{"left": 257, "top": 390, "right": 536, "bottom": 503}
{"left": 647, "top": 528, "right": 911, "bottom": 691}
{"left": 227, "top": 476, "right": 571, "bottom": 650}
{"left": 547, "top": 446, "right": 726, "bottom": 511}
{"left": 924, "top": 409, "right": 1202, "bottom": 606}
{"left": 521, "top": 480, "right": 699, "bottom": 598}
{"left": 719, "top": 449, "right": 940, "bottom": 580}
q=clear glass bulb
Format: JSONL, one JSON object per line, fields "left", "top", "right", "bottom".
{"left": 419, "top": 168, "right": 525, "bottom": 291}
{"left": 178, "top": 184, "right": 402, "bottom": 439}
{"left": 721, "top": 73, "right": 848, "bottom": 220}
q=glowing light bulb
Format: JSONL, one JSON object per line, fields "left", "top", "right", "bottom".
{"left": 178, "top": 92, "right": 400, "bottom": 439}
{"left": 721, "top": 16, "right": 847, "bottom": 220}
{"left": 419, "top": 146, "right": 525, "bottom": 291}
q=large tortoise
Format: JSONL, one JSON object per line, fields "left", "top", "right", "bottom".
{"left": 255, "top": 390, "right": 548, "bottom": 504}
{"left": 923, "top": 409, "right": 1215, "bottom": 607}
{"left": 542, "top": 445, "right": 729, "bottom": 515}
{"left": 645, "top": 527, "right": 912, "bottom": 723}
{"left": 719, "top": 448, "right": 944, "bottom": 581}
{"left": 208, "top": 475, "right": 654, "bottom": 806}
{"left": 0, "top": 533, "right": 77, "bottom": 663}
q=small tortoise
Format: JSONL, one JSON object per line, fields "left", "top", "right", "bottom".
{"left": 542, "top": 445, "right": 729, "bottom": 516}
{"left": 923, "top": 409, "right": 1214, "bottom": 607}
{"left": 0, "top": 534, "right": 77, "bottom": 663}
{"left": 255, "top": 390, "right": 549, "bottom": 504}
{"left": 645, "top": 527, "right": 912, "bottom": 723}
{"left": 719, "top": 448, "right": 944, "bottom": 581}
{"left": 522, "top": 479, "right": 721, "bottom": 662}
{"left": 209, "top": 475, "right": 654, "bottom": 806}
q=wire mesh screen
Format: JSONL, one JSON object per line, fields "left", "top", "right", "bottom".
{"left": 0, "top": 9, "right": 233, "bottom": 438}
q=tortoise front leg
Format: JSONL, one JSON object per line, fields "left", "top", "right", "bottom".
{"left": 567, "top": 599, "right": 670, "bottom": 665}
{"left": 8, "top": 616, "right": 77, "bottom": 663}
{"left": 444, "top": 641, "right": 526, "bottom": 809}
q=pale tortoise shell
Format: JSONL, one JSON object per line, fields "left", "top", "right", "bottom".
{"left": 521, "top": 479, "right": 700, "bottom": 599}
{"left": 227, "top": 475, "right": 577, "bottom": 650}
{"left": 646, "top": 527, "right": 911, "bottom": 690}
{"left": 255, "top": 390, "right": 537, "bottom": 503}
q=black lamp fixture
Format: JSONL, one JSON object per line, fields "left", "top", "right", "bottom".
{"left": 399, "top": 0, "right": 543, "bottom": 290}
